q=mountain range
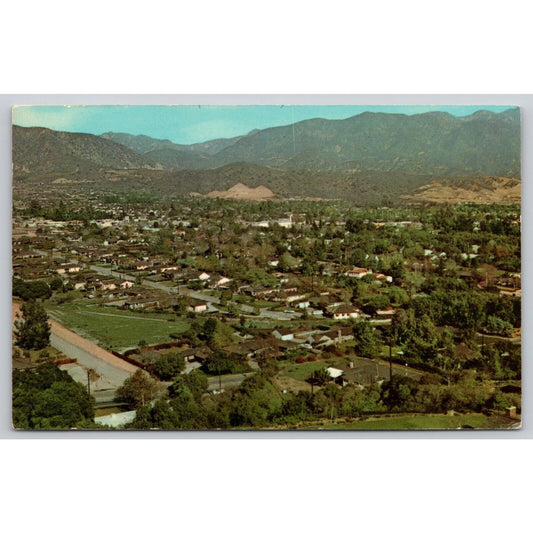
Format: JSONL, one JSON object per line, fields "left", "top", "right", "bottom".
{"left": 12, "top": 108, "right": 521, "bottom": 203}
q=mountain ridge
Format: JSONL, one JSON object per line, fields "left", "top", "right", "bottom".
{"left": 12, "top": 108, "right": 521, "bottom": 204}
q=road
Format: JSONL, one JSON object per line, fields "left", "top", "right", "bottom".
{"left": 13, "top": 301, "right": 137, "bottom": 391}
{"left": 207, "top": 372, "right": 255, "bottom": 392}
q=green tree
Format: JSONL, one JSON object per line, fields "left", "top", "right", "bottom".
{"left": 14, "top": 300, "right": 51, "bottom": 350}
{"left": 352, "top": 320, "right": 382, "bottom": 359}
{"left": 115, "top": 370, "right": 163, "bottom": 409}
{"left": 308, "top": 368, "right": 331, "bottom": 387}
{"left": 152, "top": 352, "right": 186, "bottom": 381}
{"left": 13, "top": 278, "right": 52, "bottom": 301}
{"left": 12, "top": 362, "right": 95, "bottom": 429}
{"left": 169, "top": 370, "right": 209, "bottom": 401}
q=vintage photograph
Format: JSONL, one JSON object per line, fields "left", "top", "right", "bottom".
{"left": 11, "top": 104, "right": 521, "bottom": 430}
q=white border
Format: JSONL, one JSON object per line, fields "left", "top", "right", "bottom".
{"left": 2, "top": 95, "right": 530, "bottom": 440}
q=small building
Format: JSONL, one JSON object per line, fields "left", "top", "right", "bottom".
{"left": 506, "top": 406, "right": 519, "bottom": 419}
{"left": 376, "top": 307, "right": 396, "bottom": 316}
{"left": 272, "top": 329, "right": 294, "bottom": 342}
{"left": 372, "top": 273, "right": 393, "bottom": 283}
{"left": 326, "top": 367, "right": 344, "bottom": 379}
{"left": 332, "top": 305, "right": 360, "bottom": 320}
{"left": 187, "top": 298, "right": 207, "bottom": 313}
{"left": 345, "top": 267, "right": 372, "bottom": 279}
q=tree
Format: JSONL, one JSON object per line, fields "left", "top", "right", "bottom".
{"left": 308, "top": 368, "right": 331, "bottom": 387}
{"left": 152, "top": 352, "right": 186, "bottom": 381}
{"left": 180, "top": 370, "right": 209, "bottom": 400}
{"left": 14, "top": 300, "right": 51, "bottom": 350}
{"left": 352, "top": 320, "right": 382, "bottom": 359}
{"left": 203, "top": 318, "right": 218, "bottom": 343}
{"left": 115, "top": 370, "right": 164, "bottom": 409}
{"left": 13, "top": 277, "right": 52, "bottom": 301}
{"left": 12, "top": 362, "right": 95, "bottom": 429}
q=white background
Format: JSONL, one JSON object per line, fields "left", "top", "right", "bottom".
{"left": 1, "top": 2, "right": 532, "bottom": 532}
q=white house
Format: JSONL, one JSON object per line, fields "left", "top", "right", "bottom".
{"left": 332, "top": 304, "right": 360, "bottom": 320}
{"left": 272, "top": 329, "right": 294, "bottom": 342}
{"left": 188, "top": 298, "right": 208, "bottom": 313}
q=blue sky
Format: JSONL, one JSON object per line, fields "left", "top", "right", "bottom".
{"left": 12, "top": 105, "right": 516, "bottom": 145}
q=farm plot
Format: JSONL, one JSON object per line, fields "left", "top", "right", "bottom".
{"left": 45, "top": 301, "right": 190, "bottom": 351}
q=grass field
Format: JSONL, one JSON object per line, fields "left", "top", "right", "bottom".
{"left": 279, "top": 357, "right": 347, "bottom": 382}
{"left": 45, "top": 300, "right": 190, "bottom": 350}
{"left": 314, "top": 413, "right": 510, "bottom": 430}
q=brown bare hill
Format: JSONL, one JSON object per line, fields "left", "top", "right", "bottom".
{"left": 403, "top": 177, "right": 521, "bottom": 204}
{"left": 207, "top": 182, "right": 276, "bottom": 200}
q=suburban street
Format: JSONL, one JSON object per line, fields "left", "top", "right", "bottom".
{"left": 88, "top": 264, "right": 292, "bottom": 320}
{"left": 207, "top": 372, "right": 255, "bottom": 392}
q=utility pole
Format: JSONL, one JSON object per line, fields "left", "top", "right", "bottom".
{"left": 389, "top": 341, "right": 393, "bottom": 384}
{"left": 87, "top": 369, "right": 92, "bottom": 396}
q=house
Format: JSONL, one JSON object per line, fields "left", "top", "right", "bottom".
{"left": 327, "top": 367, "right": 344, "bottom": 380}
{"left": 136, "top": 261, "right": 152, "bottom": 271}
{"left": 181, "top": 345, "right": 213, "bottom": 363}
{"left": 213, "top": 276, "right": 231, "bottom": 288}
{"left": 187, "top": 298, "right": 208, "bottom": 313}
{"left": 272, "top": 328, "right": 294, "bottom": 342}
{"left": 160, "top": 266, "right": 179, "bottom": 274}
{"left": 223, "top": 339, "right": 273, "bottom": 359}
{"left": 198, "top": 272, "right": 211, "bottom": 282}
{"left": 346, "top": 267, "right": 373, "bottom": 279}
{"left": 332, "top": 304, "right": 360, "bottom": 320}
{"left": 120, "top": 280, "right": 135, "bottom": 289}
{"left": 376, "top": 307, "right": 396, "bottom": 317}
{"left": 372, "top": 273, "right": 393, "bottom": 283}
{"left": 122, "top": 298, "right": 159, "bottom": 310}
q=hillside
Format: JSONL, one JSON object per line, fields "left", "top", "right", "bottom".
{"left": 13, "top": 125, "right": 161, "bottom": 176}
{"left": 404, "top": 176, "right": 521, "bottom": 205}
{"left": 12, "top": 108, "right": 521, "bottom": 204}
{"left": 209, "top": 109, "right": 521, "bottom": 176}
{"left": 101, "top": 109, "right": 521, "bottom": 177}
{"left": 102, "top": 130, "right": 249, "bottom": 169}
{"left": 206, "top": 182, "right": 276, "bottom": 200}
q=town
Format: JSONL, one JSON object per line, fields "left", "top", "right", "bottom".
{"left": 12, "top": 188, "right": 522, "bottom": 430}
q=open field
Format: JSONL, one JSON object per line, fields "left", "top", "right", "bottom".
{"left": 313, "top": 413, "right": 513, "bottom": 430}
{"left": 278, "top": 358, "right": 346, "bottom": 382}
{"left": 44, "top": 300, "right": 190, "bottom": 350}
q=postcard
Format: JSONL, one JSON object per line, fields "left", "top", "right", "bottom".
{"left": 11, "top": 104, "right": 521, "bottom": 430}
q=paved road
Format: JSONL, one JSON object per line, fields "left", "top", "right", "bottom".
{"left": 207, "top": 372, "right": 255, "bottom": 392}
{"left": 50, "top": 332, "right": 134, "bottom": 389}
{"left": 13, "top": 301, "right": 137, "bottom": 391}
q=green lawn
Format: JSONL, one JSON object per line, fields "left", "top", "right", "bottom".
{"left": 45, "top": 300, "right": 190, "bottom": 350}
{"left": 316, "top": 413, "right": 508, "bottom": 430}
{"left": 279, "top": 357, "right": 347, "bottom": 382}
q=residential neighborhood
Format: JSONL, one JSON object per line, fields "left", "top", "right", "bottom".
{"left": 12, "top": 190, "right": 521, "bottom": 430}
